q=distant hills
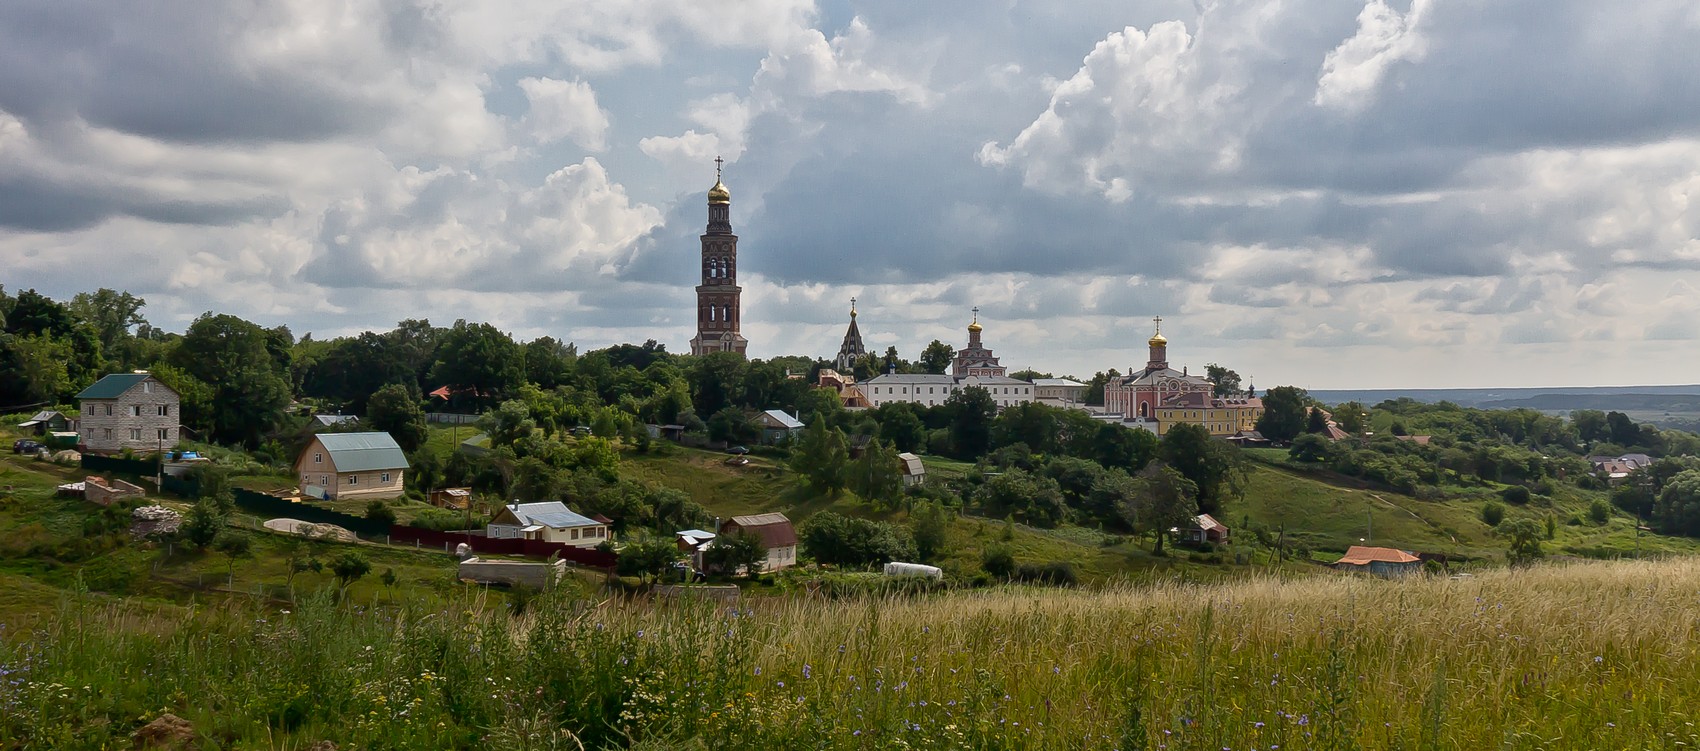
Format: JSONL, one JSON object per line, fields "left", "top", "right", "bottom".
{"left": 1308, "top": 384, "right": 1700, "bottom": 433}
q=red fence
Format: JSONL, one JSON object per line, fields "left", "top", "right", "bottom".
{"left": 389, "top": 525, "right": 618, "bottom": 570}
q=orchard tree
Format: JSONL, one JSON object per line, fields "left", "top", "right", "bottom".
{"left": 1502, "top": 518, "right": 1545, "bottom": 567}
{"left": 1128, "top": 463, "right": 1198, "bottom": 555}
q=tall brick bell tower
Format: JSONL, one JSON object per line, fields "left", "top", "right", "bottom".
{"left": 689, "top": 157, "right": 748, "bottom": 356}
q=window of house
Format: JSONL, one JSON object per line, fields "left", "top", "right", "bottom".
{"left": 105, "top": 405, "right": 113, "bottom": 416}
{"left": 104, "top": 428, "right": 113, "bottom": 440}
{"left": 571, "top": 529, "right": 581, "bottom": 540}
{"left": 158, "top": 429, "right": 168, "bottom": 440}
{"left": 143, "top": 381, "right": 153, "bottom": 393}
{"left": 130, "top": 405, "right": 141, "bottom": 417}
{"left": 130, "top": 429, "right": 142, "bottom": 440}
{"left": 380, "top": 473, "right": 390, "bottom": 483}
{"left": 320, "top": 476, "right": 328, "bottom": 486}
{"left": 348, "top": 475, "right": 358, "bottom": 485}
{"left": 158, "top": 405, "right": 169, "bottom": 416}
{"left": 314, "top": 453, "right": 322, "bottom": 464}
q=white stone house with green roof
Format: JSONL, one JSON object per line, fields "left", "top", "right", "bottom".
{"left": 76, "top": 372, "right": 181, "bottom": 454}
{"left": 294, "top": 432, "right": 410, "bottom": 501}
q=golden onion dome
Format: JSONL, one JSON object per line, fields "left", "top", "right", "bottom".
{"left": 707, "top": 179, "right": 730, "bottom": 205}
{"left": 968, "top": 321, "right": 983, "bottom": 333}
{"left": 1148, "top": 332, "right": 1167, "bottom": 346}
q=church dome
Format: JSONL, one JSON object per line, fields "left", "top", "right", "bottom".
{"left": 968, "top": 321, "right": 983, "bottom": 333}
{"left": 1148, "top": 332, "right": 1167, "bottom": 346}
{"left": 707, "top": 179, "right": 730, "bottom": 205}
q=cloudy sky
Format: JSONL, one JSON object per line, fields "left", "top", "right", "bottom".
{"left": 3, "top": 0, "right": 1698, "bottom": 389}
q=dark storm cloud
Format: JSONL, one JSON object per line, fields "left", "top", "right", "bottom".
{"left": 0, "top": 1, "right": 403, "bottom": 144}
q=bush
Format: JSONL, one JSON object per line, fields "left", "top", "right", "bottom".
{"left": 408, "top": 507, "right": 471, "bottom": 532}
{"left": 1012, "top": 561, "right": 1077, "bottom": 587}
{"left": 364, "top": 500, "right": 397, "bottom": 526}
{"left": 1589, "top": 499, "right": 1611, "bottom": 525}
{"left": 1500, "top": 486, "right": 1531, "bottom": 505}
{"left": 980, "top": 545, "right": 1015, "bottom": 580}
{"left": 1481, "top": 502, "right": 1506, "bottom": 527}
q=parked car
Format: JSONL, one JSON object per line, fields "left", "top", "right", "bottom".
{"left": 12, "top": 439, "right": 45, "bottom": 455}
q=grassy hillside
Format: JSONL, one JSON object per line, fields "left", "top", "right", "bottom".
{"left": 8, "top": 557, "right": 1700, "bottom": 749}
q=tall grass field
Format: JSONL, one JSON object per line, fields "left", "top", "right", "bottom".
{"left": 5, "top": 559, "right": 1699, "bottom": 749}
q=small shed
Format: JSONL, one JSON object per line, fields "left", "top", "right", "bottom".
{"left": 17, "top": 410, "right": 69, "bottom": 435}
{"left": 430, "top": 487, "right": 471, "bottom": 510}
{"left": 898, "top": 452, "right": 926, "bottom": 487}
{"left": 1180, "top": 513, "right": 1229, "bottom": 545}
{"left": 488, "top": 502, "right": 609, "bottom": 548}
{"left": 1333, "top": 546, "right": 1423, "bottom": 578}
{"left": 757, "top": 410, "right": 805, "bottom": 445}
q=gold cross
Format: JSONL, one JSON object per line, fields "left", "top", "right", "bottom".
{"left": 1153, "top": 315, "right": 1163, "bottom": 334}
{"left": 972, "top": 306, "right": 980, "bottom": 322}
{"left": 715, "top": 156, "right": 723, "bottom": 180}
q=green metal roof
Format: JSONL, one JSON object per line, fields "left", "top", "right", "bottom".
{"left": 315, "top": 432, "right": 410, "bottom": 472}
{"left": 76, "top": 373, "right": 153, "bottom": 400}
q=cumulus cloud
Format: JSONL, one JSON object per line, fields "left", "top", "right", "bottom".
{"left": 1314, "top": 0, "right": 1432, "bottom": 112}
{"left": 518, "top": 78, "right": 610, "bottom": 149}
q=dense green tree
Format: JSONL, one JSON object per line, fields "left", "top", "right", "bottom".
{"left": 429, "top": 321, "right": 524, "bottom": 407}
{"left": 1091, "top": 421, "right": 1158, "bottom": 473}
{"left": 1654, "top": 470, "right": 1700, "bottom": 537}
{"left": 481, "top": 399, "right": 539, "bottom": 448}
{"left": 171, "top": 313, "right": 292, "bottom": 446}
{"left": 707, "top": 407, "right": 760, "bottom": 445}
{"left": 910, "top": 501, "right": 951, "bottom": 562}
{"left": 1606, "top": 411, "right": 1640, "bottom": 447}
{"left": 1289, "top": 433, "right": 1333, "bottom": 463}
{"left": 978, "top": 469, "right": 1067, "bottom": 527}
{"left": 1256, "top": 386, "right": 1310, "bottom": 442}
{"left": 522, "top": 336, "right": 577, "bottom": 389}
{"left": 1158, "top": 423, "right": 1246, "bottom": 514}
{"left": 365, "top": 500, "right": 397, "bottom": 526}
{"left": 799, "top": 512, "right": 915, "bottom": 567}
{"left": 1305, "top": 407, "right": 1329, "bottom": 435}
{"left": 1332, "top": 402, "right": 1368, "bottom": 435}
{"left": 944, "top": 386, "right": 997, "bottom": 460}
{"left": 849, "top": 437, "right": 904, "bottom": 508}
{"left": 303, "top": 332, "right": 417, "bottom": 412}
{"left": 1083, "top": 369, "right": 1119, "bottom": 406}
{"left": 366, "top": 384, "right": 428, "bottom": 452}
{"left": 0, "top": 334, "right": 74, "bottom": 404}
{"left": 1127, "top": 463, "right": 1198, "bottom": 555}
{"left": 1205, "top": 364, "right": 1241, "bottom": 397}
{"left": 794, "top": 386, "right": 844, "bottom": 426}
{"left": 1084, "top": 468, "right": 1141, "bottom": 530}
{"left": 689, "top": 351, "right": 746, "bottom": 417}
{"left": 872, "top": 402, "right": 927, "bottom": 453}
{"left": 992, "top": 402, "right": 1060, "bottom": 455}
{"left": 68, "top": 289, "right": 146, "bottom": 364}
{"left": 790, "top": 420, "right": 850, "bottom": 496}
{"left": 918, "top": 340, "right": 955, "bottom": 375}
{"left": 1572, "top": 410, "right": 1610, "bottom": 444}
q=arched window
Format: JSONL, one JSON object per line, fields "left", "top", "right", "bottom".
{"left": 1139, "top": 402, "right": 1149, "bottom": 418}
{"left": 708, "top": 305, "right": 717, "bottom": 322}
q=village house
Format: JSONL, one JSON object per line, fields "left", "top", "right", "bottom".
{"left": 76, "top": 372, "right": 182, "bottom": 454}
{"left": 1179, "top": 513, "right": 1230, "bottom": 546}
{"left": 758, "top": 409, "right": 805, "bottom": 444}
{"left": 898, "top": 452, "right": 926, "bottom": 487}
{"left": 1332, "top": 546, "right": 1423, "bottom": 578}
{"left": 487, "top": 502, "right": 610, "bottom": 548}
{"left": 720, "top": 513, "right": 798, "bottom": 571}
{"left": 294, "top": 432, "right": 409, "bottom": 501}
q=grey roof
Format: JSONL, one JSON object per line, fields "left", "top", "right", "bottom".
{"left": 762, "top": 409, "right": 805, "bottom": 429}
{"left": 1032, "top": 378, "right": 1086, "bottom": 387}
{"left": 864, "top": 373, "right": 958, "bottom": 385}
{"left": 965, "top": 375, "right": 1030, "bottom": 386}
{"left": 77, "top": 373, "right": 169, "bottom": 400}
{"left": 897, "top": 452, "right": 925, "bottom": 475}
{"left": 315, "top": 432, "right": 409, "bottom": 472}
{"left": 313, "top": 414, "right": 360, "bottom": 427}
{"left": 509, "top": 502, "right": 600, "bottom": 529}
